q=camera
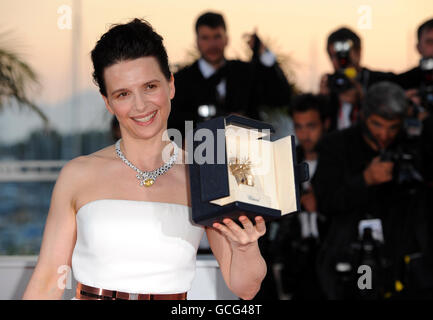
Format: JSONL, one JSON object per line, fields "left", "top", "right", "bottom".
{"left": 380, "top": 144, "right": 423, "bottom": 186}
{"left": 328, "top": 73, "right": 354, "bottom": 93}
{"left": 328, "top": 40, "right": 357, "bottom": 93}
{"left": 334, "top": 226, "right": 388, "bottom": 299}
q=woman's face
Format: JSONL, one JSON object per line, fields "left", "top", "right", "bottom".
{"left": 102, "top": 57, "right": 174, "bottom": 141}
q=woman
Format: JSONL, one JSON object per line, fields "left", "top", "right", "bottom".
{"left": 22, "top": 18, "right": 267, "bottom": 300}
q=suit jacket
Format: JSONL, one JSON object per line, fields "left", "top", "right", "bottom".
{"left": 395, "top": 66, "right": 422, "bottom": 90}
{"left": 168, "top": 58, "right": 291, "bottom": 136}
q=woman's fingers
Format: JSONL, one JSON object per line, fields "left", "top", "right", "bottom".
{"left": 212, "top": 222, "right": 237, "bottom": 242}
{"left": 213, "top": 215, "right": 267, "bottom": 245}
{"left": 255, "top": 216, "right": 266, "bottom": 236}
{"left": 238, "top": 215, "right": 255, "bottom": 233}
{"left": 238, "top": 214, "right": 266, "bottom": 237}
{"left": 222, "top": 218, "right": 245, "bottom": 238}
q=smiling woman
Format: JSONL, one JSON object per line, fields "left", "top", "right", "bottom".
{"left": 21, "top": 18, "right": 267, "bottom": 301}
{"left": 101, "top": 57, "right": 175, "bottom": 142}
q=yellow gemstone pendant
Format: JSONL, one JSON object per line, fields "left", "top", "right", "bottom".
{"left": 143, "top": 178, "right": 155, "bottom": 187}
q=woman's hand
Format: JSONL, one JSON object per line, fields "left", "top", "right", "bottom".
{"left": 207, "top": 214, "right": 267, "bottom": 299}
{"left": 212, "top": 214, "right": 266, "bottom": 252}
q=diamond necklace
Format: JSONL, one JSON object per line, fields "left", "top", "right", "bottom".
{"left": 115, "top": 139, "right": 178, "bottom": 187}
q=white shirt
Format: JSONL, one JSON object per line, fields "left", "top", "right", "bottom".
{"left": 197, "top": 50, "right": 277, "bottom": 100}
{"left": 338, "top": 102, "right": 353, "bottom": 130}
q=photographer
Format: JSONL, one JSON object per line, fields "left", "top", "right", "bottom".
{"left": 319, "top": 27, "right": 396, "bottom": 132}
{"left": 168, "top": 11, "right": 292, "bottom": 138}
{"left": 269, "top": 94, "right": 330, "bottom": 300}
{"left": 313, "top": 81, "right": 433, "bottom": 299}
{"left": 395, "top": 18, "right": 433, "bottom": 117}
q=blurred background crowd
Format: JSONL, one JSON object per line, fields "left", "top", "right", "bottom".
{"left": 168, "top": 11, "right": 433, "bottom": 300}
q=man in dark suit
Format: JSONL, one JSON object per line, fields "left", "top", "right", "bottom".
{"left": 395, "top": 18, "right": 433, "bottom": 91}
{"left": 395, "top": 18, "right": 433, "bottom": 118}
{"left": 168, "top": 11, "right": 292, "bottom": 138}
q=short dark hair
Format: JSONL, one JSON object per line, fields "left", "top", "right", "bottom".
{"left": 290, "top": 93, "right": 329, "bottom": 122}
{"left": 195, "top": 12, "right": 226, "bottom": 34}
{"left": 91, "top": 18, "right": 171, "bottom": 97}
{"left": 327, "top": 27, "right": 361, "bottom": 53}
{"left": 110, "top": 115, "right": 120, "bottom": 141}
{"left": 362, "top": 81, "right": 408, "bottom": 120}
{"left": 417, "top": 18, "right": 433, "bottom": 41}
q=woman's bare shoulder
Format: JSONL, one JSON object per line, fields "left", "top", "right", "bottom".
{"left": 59, "top": 145, "right": 116, "bottom": 182}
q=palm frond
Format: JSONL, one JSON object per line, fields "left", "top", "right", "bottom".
{"left": 0, "top": 46, "right": 48, "bottom": 125}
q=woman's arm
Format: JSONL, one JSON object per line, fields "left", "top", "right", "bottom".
{"left": 206, "top": 215, "right": 267, "bottom": 300}
{"left": 22, "top": 158, "right": 84, "bottom": 299}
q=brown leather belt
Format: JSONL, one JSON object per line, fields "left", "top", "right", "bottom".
{"left": 75, "top": 282, "right": 187, "bottom": 300}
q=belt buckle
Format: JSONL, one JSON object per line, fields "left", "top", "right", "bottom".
{"left": 128, "top": 293, "right": 139, "bottom": 300}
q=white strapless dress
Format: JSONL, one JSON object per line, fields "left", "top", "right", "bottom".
{"left": 71, "top": 199, "right": 205, "bottom": 298}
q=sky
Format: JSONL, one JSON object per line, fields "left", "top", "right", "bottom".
{"left": 0, "top": 0, "right": 432, "bottom": 143}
